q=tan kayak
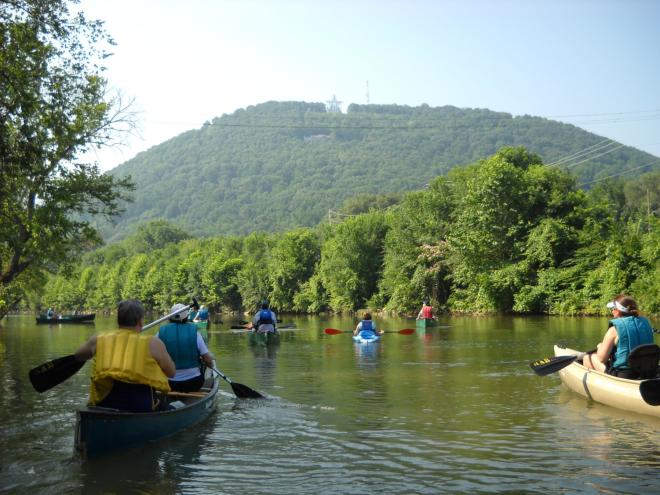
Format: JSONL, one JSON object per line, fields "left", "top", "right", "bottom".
{"left": 554, "top": 345, "right": 660, "bottom": 418}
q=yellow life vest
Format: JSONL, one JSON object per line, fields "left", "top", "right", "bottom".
{"left": 89, "top": 329, "right": 171, "bottom": 405}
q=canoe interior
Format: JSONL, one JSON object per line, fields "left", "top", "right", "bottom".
{"left": 75, "top": 367, "right": 219, "bottom": 460}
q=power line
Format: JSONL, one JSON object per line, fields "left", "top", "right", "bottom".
{"left": 143, "top": 108, "right": 660, "bottom": 131}
{"left": 547, "top": 109, "right": 660, "bottom": 118}
{"left": 563, "top": 144, "right": 626, "bottom": 169}
{"left": 578, "top": 161, "right": 659, "bottom": 187}
{"left": 547, "top": 138, "right": 614, "bottom": 166}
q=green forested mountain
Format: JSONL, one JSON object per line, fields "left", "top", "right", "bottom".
{"left": 39, "top": 148, "right": 660, "bottom": 316}
{"left": 103, "top": 101, "right": 658, "bottom": 240}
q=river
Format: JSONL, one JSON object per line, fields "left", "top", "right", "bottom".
{"left": 1, "top": 314, "right": 658, "bottom": 494}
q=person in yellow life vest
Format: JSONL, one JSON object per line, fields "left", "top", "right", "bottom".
{"left": 74, "top": 300, "right": 176, "bottom": 412}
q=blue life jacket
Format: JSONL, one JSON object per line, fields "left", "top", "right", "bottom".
{"left": 188, "top": 310, "right": 198, "bottom": 321}
{"left": 257, "top": 309, "right": 273, "bottom": 325}
{"left": 158, "top": 322, "right": 200, "bottom": 369}
{"left": 359, "top": 319, "right": 375, "bottom": 336}
{"left": 197, "top": 308, "right": 209, "bottom": 321}
{"left": 609, "top": 316, "right": 654, "bottom": 370}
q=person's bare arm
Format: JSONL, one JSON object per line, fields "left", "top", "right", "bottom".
{"left": 595, "top": 326, "right": 617, "bottom": 363}
{"left": 74, "top": 335, "right": 97, "bottom": 362}
{"left": 201, "top": 352, "right": 214, "bottom": 367}
{"left": 149, "top": 337, "right": 176, "bottom": 378}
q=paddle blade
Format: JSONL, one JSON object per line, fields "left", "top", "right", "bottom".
{"left": 640, "top": 379, "right": 660, "bottom": 406}
{"left": 230, "top": 381, "right": 265, "bottom": 399}
{"left": 530, "top": 354, "right": 579, "bottom": 376}
{"left": 398, "top": 328, "right": 415, "bottom": 335}
{"left": 324, "top": 328, "right": 345, "bottom": 335}
{"left": 29, "top": 355, "right": 85, "bottom": 393}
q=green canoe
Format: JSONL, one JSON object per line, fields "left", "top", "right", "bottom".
{"left": 415, "top": 318, "right": 437, "bottom": 330}
{"left": 193, "top": 320, "right": 209, "bottom": 343}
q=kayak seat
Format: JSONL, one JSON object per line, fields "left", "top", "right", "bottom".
{"left": 627, "top": 344, "right": 660, "bottom": 379}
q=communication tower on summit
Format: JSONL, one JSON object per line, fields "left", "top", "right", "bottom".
{"left": 366, "top": 80, "right": 370, "bottom": 104}
{"left": 326, "top": 94, "right": 342, "bottom": 113}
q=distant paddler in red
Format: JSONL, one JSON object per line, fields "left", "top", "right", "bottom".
{"left": 416, "top": 300, "right": 434, "bottom": 320}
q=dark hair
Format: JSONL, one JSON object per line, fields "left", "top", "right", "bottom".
{"left": 261, "top": 300, "right": 269, "bottom": 309}
{"left": 613, "top": 294, "right": 639, "bottom": 316}
{"left": 363, "top": 312, "right": 372, "bottom": 320}
{"left": 118, "top": 300, "right": 145, "bottom": 327}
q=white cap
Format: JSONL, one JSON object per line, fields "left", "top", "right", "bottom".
{"left": 170, "top": 303, "right": 189, "bottom": 321}
{"left": 606, "top": 300, "right": 629, "bottom": 313}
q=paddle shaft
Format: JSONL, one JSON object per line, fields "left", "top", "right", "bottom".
{"left": 142, "top": 304, "right": 191, "bottom": 332}
{"left": 530, "top": 348, "right": 597, "bottom": 376}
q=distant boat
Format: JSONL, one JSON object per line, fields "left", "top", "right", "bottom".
{"left": 36, "top": 313, "right": 96, "bottom": 324}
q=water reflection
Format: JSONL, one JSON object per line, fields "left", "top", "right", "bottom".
{"left": 79, "top": 414, "right": 217, "bottom": 494}
{"left": 352, "top": 340, "right": 380, "bottom": 362}
{"left": 249, "top": 335, "right": 279, "bottom": 391}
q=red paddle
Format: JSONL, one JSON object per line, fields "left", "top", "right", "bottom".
{"left": 324, "top": 328, "right": 414, "bottom": 335}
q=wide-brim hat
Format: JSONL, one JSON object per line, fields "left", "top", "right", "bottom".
{"left": 170, "top": 303, "right": 189, "bottom": 321}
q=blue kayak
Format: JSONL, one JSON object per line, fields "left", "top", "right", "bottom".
{"left": 352, "top": 331, "right": 380, "bottom": 344}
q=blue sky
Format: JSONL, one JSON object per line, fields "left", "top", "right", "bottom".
{"left": 78, "top": 0, "right": 660, "bottom": 171}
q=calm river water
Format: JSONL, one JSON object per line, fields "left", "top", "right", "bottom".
{"left": 1, "top": 314, "right": 658, "bottom": 494}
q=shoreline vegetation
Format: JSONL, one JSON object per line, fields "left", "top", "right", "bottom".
{"left": 20, "top": 148, "right": 659, "bottom": 319}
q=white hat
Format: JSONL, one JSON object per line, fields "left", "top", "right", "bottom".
{"left": 170, "top": 303, "right": 189, "bottom": 321}
{"left": 606, "top": 300, "right": 629, "bottom": 313}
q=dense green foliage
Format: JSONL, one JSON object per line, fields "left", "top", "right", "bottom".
{"left": 100, "top": 101, "right": 658, "bottom": 241}
{"left": 35, "top": 148, "right": 659, "bottom": 316}
{"left": 0, "top": 0, "right": 134, "bottom": 317}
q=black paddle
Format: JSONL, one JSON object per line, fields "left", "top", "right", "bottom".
{"left": 231, "top": 323, "right": 296, "bottom": 331}
{"left": 529, "top": 349, "right": 595, "bottom": 376}
{"left": 29, "top": 302, "right": 195, "bottom": 393}
{"left": 640, "top": 378, "right": 660, "bottom": 406}
{"left": 237, "top": 319, "right": 290, "bottom": 326}
{"left": 29, "top": 355, "right": 86, "bottom": 393}
{"left": 210, "top": 367, "right": 264, "bottom": 399}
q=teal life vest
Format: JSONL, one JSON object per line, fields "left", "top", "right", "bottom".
{"left": 158, "top": 322, "right": 200, "bottom": 369}
{"left": 609, "top": 316, "right": 654, "bottom": 370}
